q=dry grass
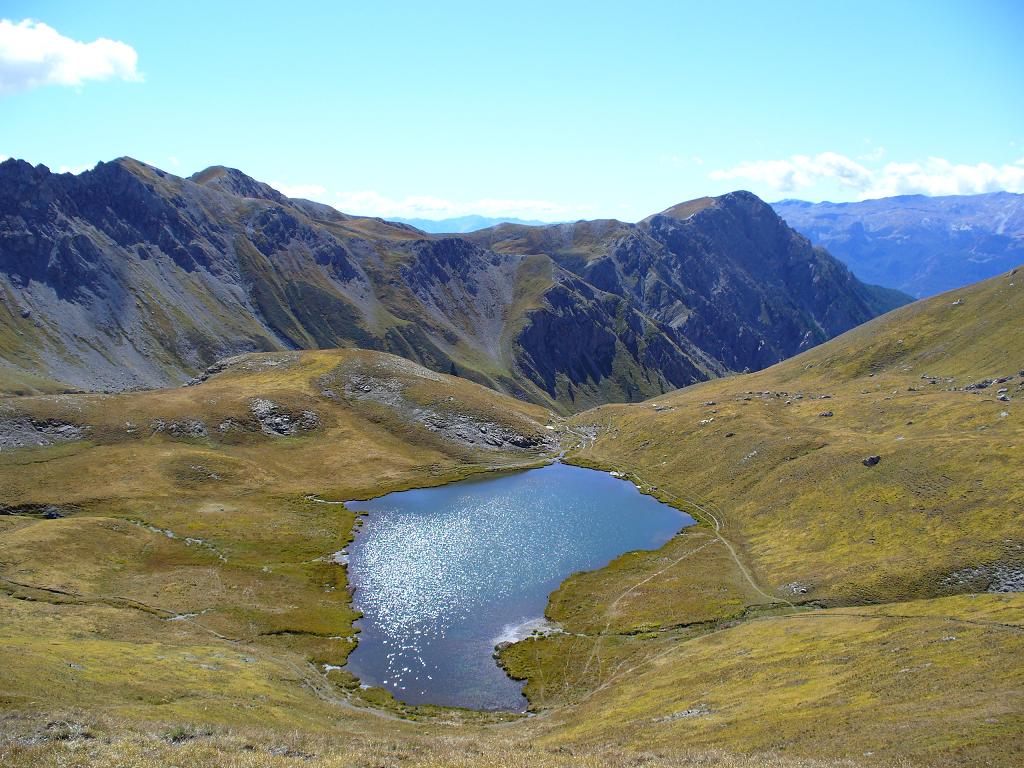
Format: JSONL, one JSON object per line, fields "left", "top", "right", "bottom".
{"left": 2, "top": 272, "right": 1023, "bottom": 766}
{"left": 0, "top": 348, "right": 557, "bottom": 732}
{"left": 0, "top": 712, "right": 888, "bottom": 768}
{"left": 565, "top": 267, "right": 1024, "bottom": 609}
{"left": 499, "top": 269, "right": 1024, "bottom": 762}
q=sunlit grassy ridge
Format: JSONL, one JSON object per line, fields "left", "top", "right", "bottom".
{"left": 2, "top": 271, "right": 1022, "bottom": 766}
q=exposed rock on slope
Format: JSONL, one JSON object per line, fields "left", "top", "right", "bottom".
{"left": 0, "top": 157, "right": 907, "bottom": 410}
{"left": 469, "top": 191, "right": 907, "bottom": 373}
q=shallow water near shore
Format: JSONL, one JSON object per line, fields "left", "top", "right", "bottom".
{"left": 344, "top": 462, "right": 692, "bottom": 710}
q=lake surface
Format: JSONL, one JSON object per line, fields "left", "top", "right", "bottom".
{"left": 344, "top": 462, "right": 692, "bottom": 711}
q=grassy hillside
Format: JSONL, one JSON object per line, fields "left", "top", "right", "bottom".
{"left": 0, "top": 349, "right": 556, "bottom": 729}
{"left": 2, "top": 270, "right": 1022, "bottom": 766}
{"left": 0, "top": 346, "right": 851, "bottom": 767}
{"left": 565, "top": 265, "right": 1023, "bottom": 607}
{"left": 498, "top": 267, "right": 1023, "bottom": 764}
{"left": 536, "top": 594, "right": 1022, "bottom": 764}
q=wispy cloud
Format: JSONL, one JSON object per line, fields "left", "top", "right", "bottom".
{"left": 868, "top": 158, "right": 1024, "bottom": 197}
{"left": 710, "top": 152, "right": 874, "bottom": 194}
{"left": 858, "top": 145, "right": 886, "bottom": 163}
{"left": 660, "top": 154, "right": 704, "bottom": 168}
{"left": 710, "top": 152, "right": 1024, "bottom": 199}
{"left": 0, "top": 18, "right": 141, "bottom": 95}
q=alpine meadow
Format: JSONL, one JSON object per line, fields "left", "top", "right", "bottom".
{"left": 0, "top": 3, "right": 1021, "bottom": 767}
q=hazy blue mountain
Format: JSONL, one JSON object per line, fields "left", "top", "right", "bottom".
{"left": 391, "top": 215, "right": 552, "bottom": 233}
{"left": 773, "top": 192, "right": 1024, "bottom": 298}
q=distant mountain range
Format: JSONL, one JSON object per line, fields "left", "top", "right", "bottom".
{"left": 0, "top": 158, "right": 905, "bottom": 409}
{"left": 773, "top": 191, "right": 1024, "bottom": 298}
{"left": 391, "top": 215, "right": 553, "bottom": 233}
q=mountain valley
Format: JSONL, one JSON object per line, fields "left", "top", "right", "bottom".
{"left": 4, "top": 4, "right": 1021, "bottom": 766}
{"left": 1, "top": 261, "right": 1020, "bottom": 766}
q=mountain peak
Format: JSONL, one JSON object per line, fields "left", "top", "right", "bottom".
{"left": 104, "top": 156, "right": 166, "bottom": 177}
{"left": 652, "top": 196, "right": 717, "bottom": 221}
{"left": 190, "top": 165, "right": 285, "bottom": 204}
{"left": 645, "top": 190, "right": 769, "bottom": 223}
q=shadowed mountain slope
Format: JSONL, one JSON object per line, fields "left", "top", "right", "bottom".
{"left": 0, "top": 158, "right": 906, "bottom": 410}
{"left": 468, "top": 192, "right": 908, "bottom": 373}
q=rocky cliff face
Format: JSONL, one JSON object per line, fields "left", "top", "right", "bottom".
{"left": 469, "top": 191, "right": 907, "bottom": 375}
{"left": 0, "top": 157, "right": 908, "bottom": 410}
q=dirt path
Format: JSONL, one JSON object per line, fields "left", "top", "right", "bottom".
{"left": 634, "top": 475, "right": 790, "bottom": 608}
{"left": 548, "top": 437, "right": 789, "bottom": 696}
{"left": 567, "top": 450, "right": 789, "bottom": 610}
{"left": 536, "top": 442, "right": 800, "bottom": 709}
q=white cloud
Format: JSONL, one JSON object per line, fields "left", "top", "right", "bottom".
{"left": 332, "top": 190, "right": 582, "bottom": 221}
{"left": 0, "top": 18, "right": 141, "bottom": 95}
{"left": 710, "top": 152, "right": 1024, "bottom": 199}
{"left": 869, "top": 157, "right": 1024, "bottom": 198}
{"left": 270, "top": 181, "right": 328, "bottom": 200}
{"left": 710, "top": 152, "right": 873, "bottom": 194}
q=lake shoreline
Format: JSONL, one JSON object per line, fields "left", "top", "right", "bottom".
{"left": 343, "top": 462, "right": 691, "bottom": 710}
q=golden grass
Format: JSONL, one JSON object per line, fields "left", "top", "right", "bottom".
{"left": 565, "top": 268, "right": 1024, "bottom": 609}
{"left": 0, "top": 714, "right": 869, "bottom": 768}
{"left": 537, "top": 594, "right": 1024, "bottom": 766}
{"left": 0, "top": 348, "right": 558, "bottom": 732}
{"left": 1, "top": 271, "right": 1022, "bottom": 766}
{"left": 497, "top": 268, "right": 1024, "bottom": 762}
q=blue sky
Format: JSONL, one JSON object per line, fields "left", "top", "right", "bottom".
{"left": 1, "top": 1, "right": 1022, "bottom": 220}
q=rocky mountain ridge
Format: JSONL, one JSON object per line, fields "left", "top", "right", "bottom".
{"left": 467, "top": 192, "right": 907, "bottom": 372}
{"left": 0, "top": 157, "right": 907, "bottom": 410}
